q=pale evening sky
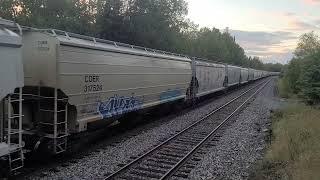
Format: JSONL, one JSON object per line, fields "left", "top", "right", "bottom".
{"left": 185, "top": 0, "right": 320, "bottom": 64}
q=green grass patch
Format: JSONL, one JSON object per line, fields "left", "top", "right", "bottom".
{"left": 251, "top": 104, "right": 320, "bottom": 180}
{"left": 277, "top": 78, "right": 293, "bottom": 99}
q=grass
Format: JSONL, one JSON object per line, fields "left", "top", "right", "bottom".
{"left": 251, "top": 103, "right": 320, "bottom": 180}
{"left": 277, "top": 77, "right": 293, "bottom": 99}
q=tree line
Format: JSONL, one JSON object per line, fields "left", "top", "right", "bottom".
{"left": 0, "top": 0, "right": 282, "bottom": 71}
{"left": 281, "top": 32, "right": 320, "bottom": 105}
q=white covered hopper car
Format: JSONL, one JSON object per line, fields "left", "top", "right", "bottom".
{"left": 194, "top": 60, "right": 227, "bottom": 97}
{"left": 20, "top": 29, "right": 192, "bottom": 154}
{"left": 240, "top": 68, "right": 249, "bottom": 84}
{"left": 227, "top": 65, "right": 241, "bottom": 86}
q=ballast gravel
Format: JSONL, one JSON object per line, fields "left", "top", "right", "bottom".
{"left": 22, "top": 79, "right": 275, "bottom": 180}
{"left": 188, "top": 78, "right": 282, "bottom": 180}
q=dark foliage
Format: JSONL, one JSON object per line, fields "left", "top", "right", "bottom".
{"left": 283, "top": 32, "right": 320, "bottom": 105}
{"left": 0, "top": 0, "right": 282, "bottom": 70}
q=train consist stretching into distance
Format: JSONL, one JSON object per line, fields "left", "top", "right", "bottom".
{"left": 0, "top": 19, "right": 278, "bottom": 175}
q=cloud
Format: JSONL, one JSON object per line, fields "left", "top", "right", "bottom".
{"left": 248, "top": 50, "right": 294, "bottom": 64}
{"left": 288, "top": 19, "right": 319, "bottom": 30}
{"left": 227, "top": 11, "right": 320, "bottom": 64}
{"left": 229, "top": 30, "right": 297, "bottom": 63}
{"left": 230, "top": 30, "right": 296, "bottom": 48}
{"left": 261, "top": 52, "right": 294, "bottom": 64}
{"left": 230, "top": 30, "right": 296, "bottom": 45}
{"left": 284, "top": 12, "right": 297, "bottom": 17}
{"left": 303, "top": 0, "right": 320, "bottom": 5}
{"left": 281, "top": 11, "right": 319, "bottom": 31}
{"left": 314, "top": 19, "right": 320, "bottom": 25}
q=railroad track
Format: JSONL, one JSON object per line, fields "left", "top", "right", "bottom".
{"left": 104, "top": 78, "right": 271, "bottom": 180}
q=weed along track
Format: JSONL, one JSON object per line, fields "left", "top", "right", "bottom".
{"left": 105, "top": 79, "right": 272, "bottom": 180}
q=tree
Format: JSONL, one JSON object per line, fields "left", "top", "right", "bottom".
{"left": 0, "top": 0, "right": 280, "bottom": 71}
{"left": 286, "top": 58, "right": 302, "bottom": 93}
{"left": 262, "top": 63, "right": 284, "bottom": 72}
{"left": 298, "top": 52, "right": 320, "bottom": 104}
{"left": 96, "top": 0, "right": 126, "bottom": 41}
{"left": 294, "top": 32, "right": 320, "bottom": 58}
{"left": 0, "top": 0, "right": 97, "bottom": 35}
{"left": 97, "top": 0, "right": 189, "bottom": 51}
{"left": 284, "top": 31, "right": 320, "bottom": 104}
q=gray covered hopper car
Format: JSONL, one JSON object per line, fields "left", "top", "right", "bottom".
{"left": 21, "top": 29, "right": 193, "bottom": 136}
{"left": 253, "top": 70, "right": 260, "bottom": 80}
{"left": 240, "top": 68, "right": 249, "bottom": 84}
{"left": 248, "top": 68, "right": 255, "bottom": 81}
{"left": 227, "top": 65, "right": 241, "bottom": 86}
{"left": 194, "top": 60, "right": 227, "bottom": 97}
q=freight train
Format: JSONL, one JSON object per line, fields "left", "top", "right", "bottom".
{"left": 0, "top": 19, "right": 278, "bottom": 175}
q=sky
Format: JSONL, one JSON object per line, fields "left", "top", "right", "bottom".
{"left": 185, "top": 0, "right": 320, "bottom": 64}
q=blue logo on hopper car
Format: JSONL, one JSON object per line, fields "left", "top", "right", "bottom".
{"left": 160, "top": 89, "right": 182, "bottom": 101}
{"left": 98, "top": 94, "right": 143, "bottom": 118}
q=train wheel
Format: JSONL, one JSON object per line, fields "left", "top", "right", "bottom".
{"left": 0, "top": 156, "right": 10, "bottom": 178}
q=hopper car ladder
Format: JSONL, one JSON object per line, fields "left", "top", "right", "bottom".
{"left": 38, "top": 88, "right": 68, "bottom": 154}
{"left": 0, "top": 87, "right": 24, "bottom": 174}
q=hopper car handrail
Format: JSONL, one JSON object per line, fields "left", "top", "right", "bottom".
{"left": 32, "top": 28, "right": 190, "bottom": 59}
{"left": 0, "top": 18, "right": 22, "bottom": 35}
{"left": 193, "top": 57, "right": 227, "bottom": 66}
{"left": 19, "top": 26, "right": 235, "bottom": 66}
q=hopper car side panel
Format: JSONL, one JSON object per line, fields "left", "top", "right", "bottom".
{"left": 259, "top": 71, "right": 262, "bottom": 79}
{"left": 248, "top": 69, "right": 254, "bottom": 81}
{"left": 227, "top": 65, "right": 241, "bottom": 86}
{"left": 240, "top": 68, "right": 249, "bottom": 84}
{"left": 253, "top": 70, "right": 259, "bottom": 80}
{"left": 58, "top": 45, "right": 192, "bottom": 131}
{"left": 256, "top": 71, "right": 261, "bottom": 79}
{"left": 0, "top": 28, "right": 24, "bottom": 100}
{"left": 22, "top": 32, "right": 58, "bottom": 87}
{"left": 21, "top": 31, "right": 192, "bottom": 133}
{"left": 195, "top": 61, "right": 226, "bottom": 97}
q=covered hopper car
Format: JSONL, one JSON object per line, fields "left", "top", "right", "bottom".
{"left": 240, "top": 68, "right": 249, "bottom": 84}
{"left": 227, "top": 65, "right": 241, "bottom": 86}
{"left": 194, "top": 60, "right": 227, "bottom": 97}
{"left": 20, "top": 29, "right": 193, "bottom": 155}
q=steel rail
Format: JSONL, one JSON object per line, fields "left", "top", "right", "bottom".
{"left": 160, "top": 78, "right": 271, "bottom": 179}
{"left": 105, "top": 79, "right": 270, "bottom": 180}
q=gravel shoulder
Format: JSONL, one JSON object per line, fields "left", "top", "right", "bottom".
{"left": 188, "top": 77, "right": 282, "bottom": 180}
{"left": 22, "top": 79, "right": 273, "bottom": 180}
